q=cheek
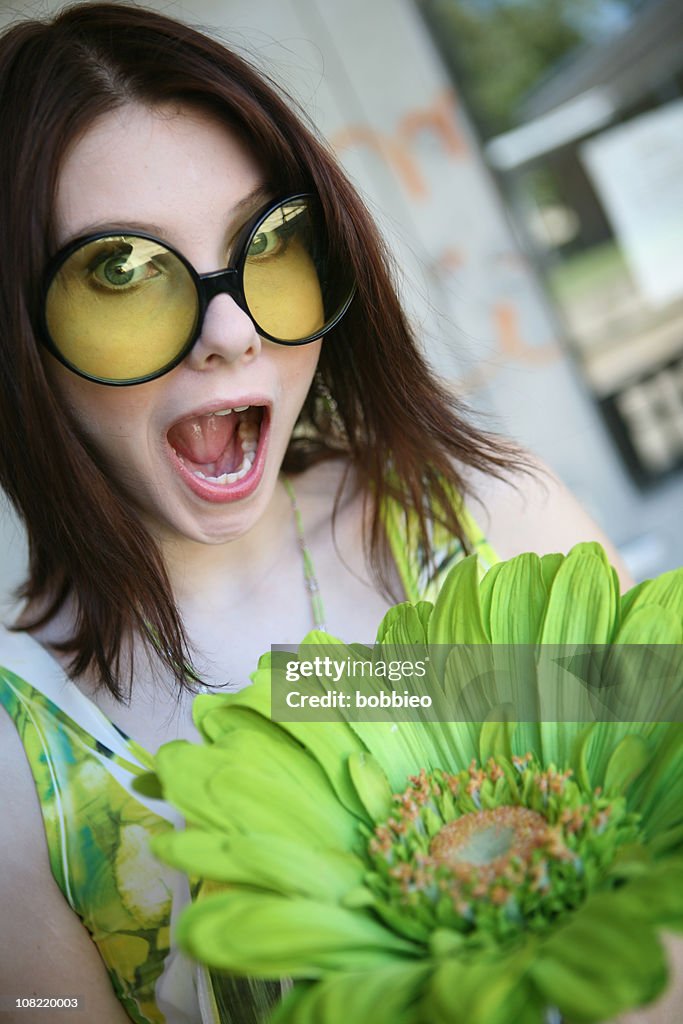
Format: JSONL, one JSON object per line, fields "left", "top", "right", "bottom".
{"left": 45, "top": 357, "right": 149, "bottom": 456}
{"left": 278, "top": 343, "right": 321, "bottom": 412}
{"left": 266, "top": 343, "right": 320, "bottom": 445}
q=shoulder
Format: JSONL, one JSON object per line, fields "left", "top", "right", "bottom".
{"left": 461, "top": 456, "right": 635, "bottom": 591}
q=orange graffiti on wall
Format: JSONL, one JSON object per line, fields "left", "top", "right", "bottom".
{"left": 331, "top": 92, "right": 560, "bottom": 389}
{"left": 331, "top": 89, "right": 468, "bottom": 198}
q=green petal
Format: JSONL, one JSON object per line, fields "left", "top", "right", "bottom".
{"left": 347, "top": 751, "right": 393, "bottom": 823}
{"left": 613, "top": 605, "right": 683, "bottom": 646}
{"left": 540, "top": 551, "right": 564, "bottom": 593}
{"left": 194, "top": 678, "right": 371, "bottom": 822}
{"left": 176, "top": 889, "right": 418, "bottom": 976}
{"left": 580, "top": 721, "right": 656, "bottom": 794}
{"left": 271, "top": 963, "right": 430, "bottom": 1024}
{"left": 617, "top": 858, "right": 683, "bottom": 928}
{"left": 479, "top": 717, "right": 513, "bottom": 766}
{"left": 375, "top": 594, "right": 433, "bottom": 648}
{"left": 375, "top": 603, "right": 414, "bottom": 643}
{"left": 648, "top": 821, "right": 683, "bottom": 857}
{"left": 429, "top": 928, "right": 465, "bottom": 958}
{"left": 132, "top": 770, "right": 164, "bottom": 799}
{"left": 267, "top": 983, "right": 314, "bottom": 1024}
{"left": 623, "top": 567, "right": 683, "bottom": 618}
{"left": 346, "top": 713, "right": 477, "bottom": 793}
{"left": 601, "top": 640, "right": 683, "bottom": 724}
{"left": 533, "top": 666, "right": 600, "bottom": 769}
{"left": 429, "top": 951, "right": 539, "bottom": 1024}
{"left": 377, "top": 603, "right": 430, "bottom": 645}
{"left": 206, "top": 730, "right": 358, "bottom": 847}
{"left": 414, "top": 600, "right": 435, "bottom": 634}
{"left": 604, "top": 734, "right": 650, "bottom": 794}
{"left": 540, "top": 543, "right": 618, "bottom": 644}
{"left": 488, "top": 552, "right": 547, "bottom": 643}
{"left": 152, "top": 829, "right": 364, "bottom": 902}
{"left": 155, "top": 730, "right": 358, "bottom": 849}
{"left": 570, "top": 724, "right": 596, "bottom": 792}
{"left": 620, "top": 578, "right": 651, "bottom": 619}
{"left": 623, "top": 724, "right": 683, "bottom": 835}
{"left": 532, "top": 892, "right": 668, "bottom": 1020}
{"left": 283, "top": 718, "right": 372, "bottom": 822}
{"left": 437, "top": 645, "right": 496, "bottom": 743}
{"left": 372, "top": 898, "right": 433, "bottom": 943}
{"left": 478, "top": 561, "right": 506, "bottom": 638}
{"left": 192, "top": 686, "right": 271, "bottom": 739}
{"left": 428, "top": 555, "right": 489, "bottom": 648}
{"left": 153, "top": 741, "right": 239, "bottom": 829}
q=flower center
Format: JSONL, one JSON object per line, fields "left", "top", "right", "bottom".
{"left": 431, "top": 807, "right": 546, "bottom": 874}
{"left": 365, "top": 755, "right": 638, "bottom": 947}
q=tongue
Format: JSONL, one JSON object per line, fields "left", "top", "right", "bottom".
{"left": 168, "top": 413, "right": 237, "bottom": 465}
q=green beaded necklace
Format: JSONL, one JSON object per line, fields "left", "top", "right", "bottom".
{"left": 281, "top": 474, "right": 327, "bottom": 632}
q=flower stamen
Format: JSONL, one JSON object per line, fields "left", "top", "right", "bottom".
{"left": 366, "top": 754, "right": 638, "bottom": 945}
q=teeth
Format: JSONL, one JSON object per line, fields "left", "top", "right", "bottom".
{"left": 181, "top": 406, "right": 260, "bottom": 486}
{"left": 210, "top": 404, "right": 251, "bottom": 416}
{"left": 190, "top": 447, "right": 255, "bottom": 484}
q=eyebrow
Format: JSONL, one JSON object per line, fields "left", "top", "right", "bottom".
{"left": 231, "top": 183, "right": 272, "bottom": 217}
{"left": 60, "top": 182, "right": 273, "bottom": 247}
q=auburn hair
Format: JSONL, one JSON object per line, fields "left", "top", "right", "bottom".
{"left": 0, "top": 2, "right": 528, "bottom": 699}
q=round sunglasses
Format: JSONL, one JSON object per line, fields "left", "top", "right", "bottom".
{"left": 40, "top": 193, "right": 355, "bottom": 386}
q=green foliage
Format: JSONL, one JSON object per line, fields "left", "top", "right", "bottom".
{"left": 417, "top": 0, "right": 598, "bottom": 136}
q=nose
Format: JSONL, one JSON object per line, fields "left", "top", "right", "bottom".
{"left": 186, "top": 289, "right": 261, "bottom": 370}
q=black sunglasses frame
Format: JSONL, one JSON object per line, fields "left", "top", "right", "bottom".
{"left": 39, "top": 192, "right": 355, "bottom": 386}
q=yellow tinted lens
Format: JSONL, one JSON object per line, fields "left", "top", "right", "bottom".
{"left": 243, "top": 199, "right": 326, "bottom": 342}
{"left": 45, "top": 236, "right": 198, "bottom": 382}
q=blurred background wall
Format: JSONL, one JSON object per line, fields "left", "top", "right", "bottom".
{"left": 1, "top": 0, "right": 682, "bottom": 616}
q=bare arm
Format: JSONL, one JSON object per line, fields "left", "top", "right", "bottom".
{"left": 0, "top": 710, "right": 133, "bottom": 1024}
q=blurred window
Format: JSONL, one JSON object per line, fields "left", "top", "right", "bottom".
{"left": 416, "top": 0, "right": 683, "bottom": 485}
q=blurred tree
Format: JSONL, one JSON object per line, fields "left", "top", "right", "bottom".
{"left": 416, "top": 0, "right": 641, "bottom": 138}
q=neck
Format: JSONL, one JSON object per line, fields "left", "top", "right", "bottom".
{"left": 153, "top": 474, "right": 297, "bottom": 609}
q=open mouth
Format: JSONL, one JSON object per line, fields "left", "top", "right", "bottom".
{"left": 167, "top": 404, "right": 267, "bottom": 489}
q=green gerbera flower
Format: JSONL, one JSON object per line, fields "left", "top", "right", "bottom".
{"left": 148, "top": 543, "right": 683, "bottom": 1024}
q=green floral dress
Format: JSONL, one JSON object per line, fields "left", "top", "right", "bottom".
{"left": 0, "top": 629, "right": 197, "bottom": 1023}
{"left": 0, "top": 493, "right": 497, "bottom": 1024}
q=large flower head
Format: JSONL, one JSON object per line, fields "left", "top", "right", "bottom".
{"left": 149, "top": 543, "right": 683, "bottom": 1024}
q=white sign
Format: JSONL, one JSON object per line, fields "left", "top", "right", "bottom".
{"left": 581, "top": 99, "right": 683, "bottom": 307}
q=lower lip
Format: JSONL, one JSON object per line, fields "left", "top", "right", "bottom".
{"left": 168, "top": 410, "right": 270, "bottom": 504}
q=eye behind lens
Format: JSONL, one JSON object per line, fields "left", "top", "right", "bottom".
{"left": 241, "top": 195, "right": 354, "bottom": 344}
{"left": 43, "top": 232, "right": 200, "bottom": 384}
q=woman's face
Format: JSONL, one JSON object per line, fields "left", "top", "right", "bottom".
{"left": 48, "top": 102, "right": 322, "bottom": 545}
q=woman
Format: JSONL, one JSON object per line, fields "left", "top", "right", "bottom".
{"left": 0, "top": 4, "right": 645, "bottom": 1023}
